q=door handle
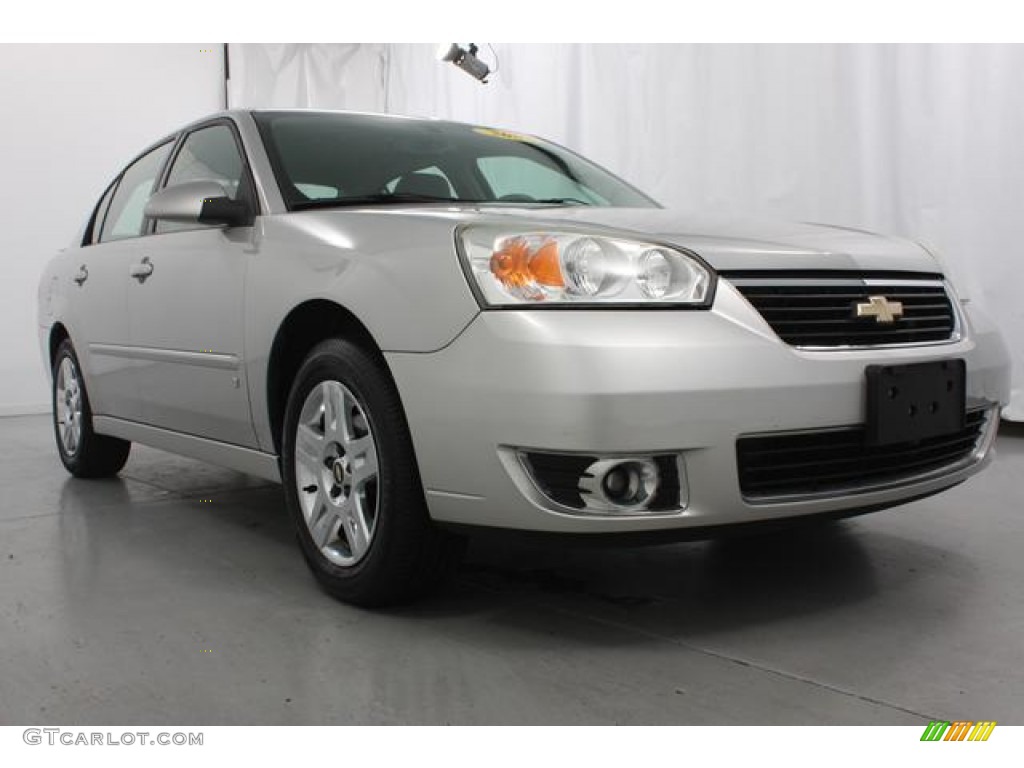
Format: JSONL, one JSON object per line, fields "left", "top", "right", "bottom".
{"left": 130, "top": 257, "right": 154, "bottom": 283}
{"left": 73, "top": 265, "right": 89, "bottom": 286}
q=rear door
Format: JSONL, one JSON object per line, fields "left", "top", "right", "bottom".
{"left": 71, "top": 140, "right": 175, "bottom": 421}
{"left": 127, "top": 120, "right": 259, "bottom": 448}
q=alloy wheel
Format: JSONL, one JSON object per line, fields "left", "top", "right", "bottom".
{"left": 293, "top": 380, "right": 380, "bottom": 566}
{"left": 55, "top": 356, "right": 83, "bottom": 457}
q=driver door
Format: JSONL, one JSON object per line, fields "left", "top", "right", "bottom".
{"left": 127, "top": 121, "right": 259, "bottom": 448}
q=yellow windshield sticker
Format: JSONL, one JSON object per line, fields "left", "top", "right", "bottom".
{"left": 474, "top": 127, "right": 534, "bottom": 142}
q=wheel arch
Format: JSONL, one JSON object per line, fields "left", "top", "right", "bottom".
{"left": 48, "top": 322, "right": 71, "bottom": 368}
{"left": 265, "top": 299, "right": 389, "bottom": 455}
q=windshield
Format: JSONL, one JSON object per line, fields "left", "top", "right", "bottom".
{"left": 253, "top": 111, "right": 658, "bottom": 210}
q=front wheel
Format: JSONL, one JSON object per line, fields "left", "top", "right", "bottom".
{"left": 52, "top": 339, "right": 131, "bottom": 478}
{"left": 281, "top": 338, "right": 463, "bottom": 606}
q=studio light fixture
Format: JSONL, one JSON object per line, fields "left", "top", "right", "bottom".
{"left": 437, "top": 43, "right": 494, "bottom": 83}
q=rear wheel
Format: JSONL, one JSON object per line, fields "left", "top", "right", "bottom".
{"left": 52, "top": 339, "right": 131, "bottom": 478}
{"left": 281, "top": 338, "right": 463, "bottom": 606}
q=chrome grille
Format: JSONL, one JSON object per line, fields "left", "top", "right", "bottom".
{"left": 728, "top": 273, "right": 958, "bottom": 348}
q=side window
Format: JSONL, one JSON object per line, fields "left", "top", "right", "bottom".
{"left": 156, "top": 124, "right": 246, "bottom": 234}
{"left": 294, "top": 182, "right": 338, "bottom": 200}
{"left": 99, "top": 141, "right": 173, "bottom": 243}
{"left": 86, "top": 181, "right": 118, "bottom": 245}
{"left": 477, "top": 155, "right": 607, "bottom": 204}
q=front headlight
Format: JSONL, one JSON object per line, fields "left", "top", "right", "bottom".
{"left": 457, "top": 226, "right": 715, "bottom": 307}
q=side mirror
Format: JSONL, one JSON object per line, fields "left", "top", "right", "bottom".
{"left": 144, "top": 181, "right": 250, "bottom": 227}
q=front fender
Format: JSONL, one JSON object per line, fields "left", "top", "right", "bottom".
{"left": 244, "top": 211, "right": 481, "bottom": 451}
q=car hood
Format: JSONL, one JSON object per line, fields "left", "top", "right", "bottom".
{"left": 456, "top": 206, "right": 939, "bottom": 274}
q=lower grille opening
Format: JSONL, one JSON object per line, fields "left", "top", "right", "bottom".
{"left": 737, "top": 408, "right": 988, "bottom": 501}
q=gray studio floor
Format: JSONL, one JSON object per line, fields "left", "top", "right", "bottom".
{"left": 1, "top": 412, "right": 1021, "bottom": 725}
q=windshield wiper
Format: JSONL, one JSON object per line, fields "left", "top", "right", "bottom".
{"left": 533, "top": 197, "right": 592, "bottom": 206}
{"left": 292, "top": 192, "right": 483, "bottom": 210}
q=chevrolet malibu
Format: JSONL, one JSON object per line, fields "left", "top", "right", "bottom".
{"left": 38, "top": 110, "right": 1011, "bottom": 605}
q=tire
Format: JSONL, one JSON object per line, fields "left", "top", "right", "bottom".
{"left": 281, "top": 338, "right": 463, "bottom": 607}
{"left": 52, "top": 339, "right": 131, "bottom": 478}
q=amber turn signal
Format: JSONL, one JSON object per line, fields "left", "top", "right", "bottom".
{"left": 489, "top": 237, "right": 565, "bottom": 293}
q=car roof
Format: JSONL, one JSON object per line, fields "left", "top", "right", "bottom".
{"left": 177, "top": 108, "right": 501, "bottom": 136}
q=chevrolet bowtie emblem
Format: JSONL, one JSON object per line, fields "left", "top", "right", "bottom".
{"left": 856, "top": 295, "right": 904, "bottom": 324}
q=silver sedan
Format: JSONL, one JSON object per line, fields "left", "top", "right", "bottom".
{"left": 37, "top": 110, "right": 1011, "bottom": 605}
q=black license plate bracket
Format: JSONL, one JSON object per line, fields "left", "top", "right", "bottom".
{"left": 866, "top": 360, "right": 966, "bottom": 446}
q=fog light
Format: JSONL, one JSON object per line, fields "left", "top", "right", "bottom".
{"left": 579, "top": 457, "right": 659, "bottom": 513}
{"left": 602, "top": 466, "right": 631, "bottom": 498}
{"left": 516, "top": 450, "right": 687, "bottom": 515}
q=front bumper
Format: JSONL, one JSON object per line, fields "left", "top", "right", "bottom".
{"left": 386, "top": 283, "right": 1010, "bottom": 533}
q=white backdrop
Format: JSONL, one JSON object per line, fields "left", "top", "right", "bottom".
{"left": 0, "top": 44, "right": 223, "bottom": 414}
{"left": 230, "top": 43, "right": 1024, "bottom": 420}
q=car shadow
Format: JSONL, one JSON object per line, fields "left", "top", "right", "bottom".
{"left": 398, "top": 520, "right": 885, "bottom": 632}
{"left": 997, "top": 418, "right": 1024, "bottom": 444}
{"left": 53, "top": 474, "right": 969, "bottom": 647}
